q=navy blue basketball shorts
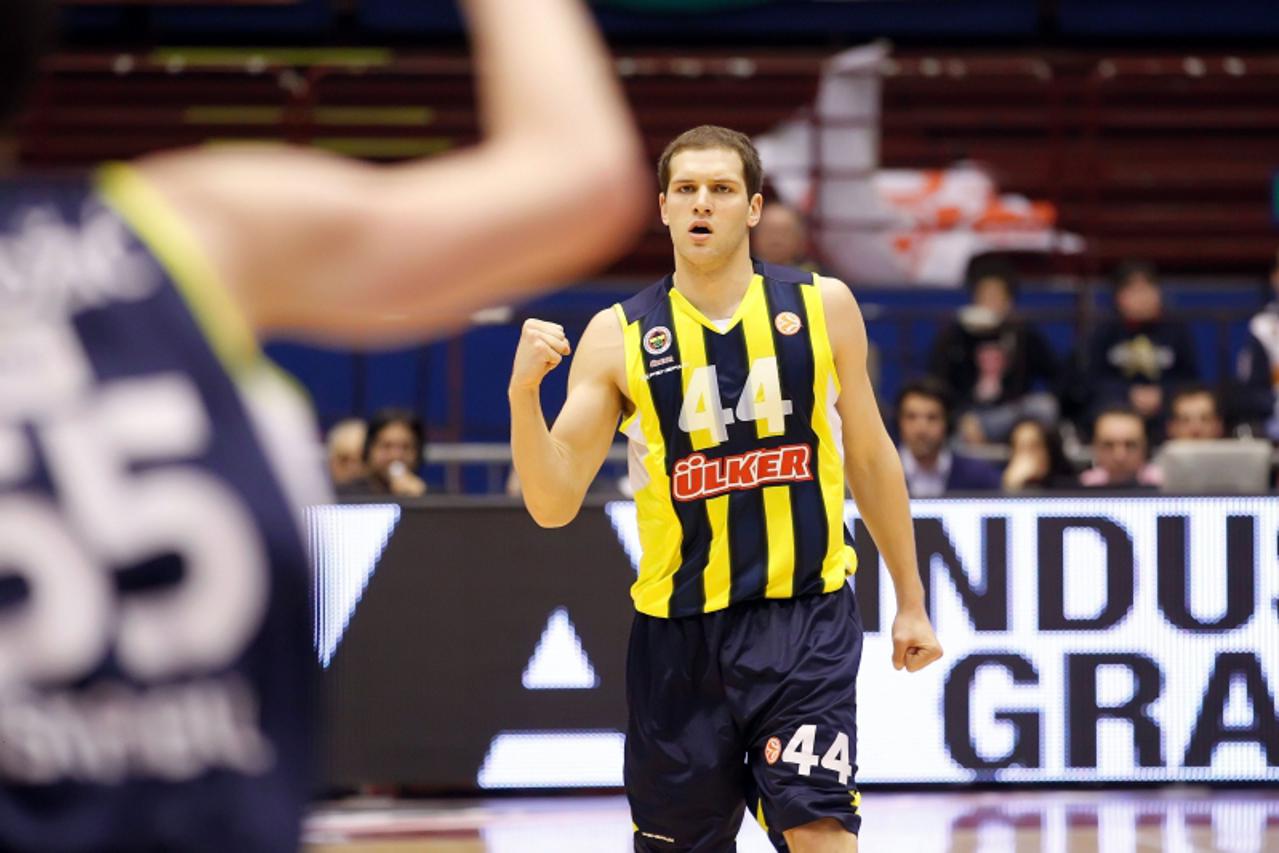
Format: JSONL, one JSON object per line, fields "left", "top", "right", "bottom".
{"left": 626, "top": 583, "right": 863, "bottom": 852}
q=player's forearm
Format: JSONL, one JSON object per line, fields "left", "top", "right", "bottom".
{"left": 847, "top": 436, "right": 925, "bottom": 611}
{"left": 509, "top": 387, "right": 583, "bottom": 528}
{"left": 463, "top": 0, "right": 640, "bottom": 169}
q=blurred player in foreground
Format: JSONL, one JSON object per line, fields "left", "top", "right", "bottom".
{"left": 0, "top": 0, "right": 646, "bottom": 849}
{"left": 510, "top": 125, "right": 941, "bottom": 852}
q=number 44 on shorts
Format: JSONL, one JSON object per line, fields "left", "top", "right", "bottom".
{"left": 773, "top": 724, "right": 852, "bottom": 785}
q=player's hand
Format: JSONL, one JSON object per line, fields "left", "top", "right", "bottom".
{"left": 891, "top": 606, "right": 943, "bottom": 673}
{"left": 510, "top": 319, "right": 571, "bottom": 392}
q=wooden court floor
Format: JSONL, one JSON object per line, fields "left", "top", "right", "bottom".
{"left": 306, "top": 789, "right": 1279, "bottom": 852}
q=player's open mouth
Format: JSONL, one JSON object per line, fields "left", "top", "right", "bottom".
{"left": 689, "top": 223, "right": 713, "bottom": 241}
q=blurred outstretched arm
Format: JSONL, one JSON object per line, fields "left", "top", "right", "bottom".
{"left": 133, "top": 0, "right": 648, "bottom": 346}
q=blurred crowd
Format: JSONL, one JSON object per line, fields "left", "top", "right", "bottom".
{"left": 324, "top": 202, "right": 1279, "bottom": 498}
{"left": 893, "top": 246, "right": 1279, "bottom": 495}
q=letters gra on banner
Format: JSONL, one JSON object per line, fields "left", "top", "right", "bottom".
{"left": 845, "top": 497, "right": 1279, "bottom": 783}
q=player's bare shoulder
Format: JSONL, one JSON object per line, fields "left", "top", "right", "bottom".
{"left": 814, "top": 273, "right": 860, "bottom": 317}
{"left": 813, "top": 274, "right": 868, "bottom": 357}
{"left": 571, "top": 307, "right": 629, "bottom": 393}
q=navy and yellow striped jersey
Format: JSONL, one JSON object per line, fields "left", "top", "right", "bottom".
{"left": 0, "top": 167, "right": 328, "bottom": 851}
{"left": 614, "top": 261, "right": 856, "bottom": 619}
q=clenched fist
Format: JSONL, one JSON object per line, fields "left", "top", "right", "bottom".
{"left": 891, "top": 606, "right": 943, "bottom": 673}
{"left": 510, "top": 318, "right": 572, "bottom": 392}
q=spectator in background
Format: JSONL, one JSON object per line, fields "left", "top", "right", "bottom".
{"left": 1165, "top": 385, "right": 1225, "bottom": 441}
{"left": 751, "top": 200, "right": 819, "bottom": 273}
{"left": 895, "top": 377, "right": 1001, "bottom": 496}
{"left": 339, "top": 407, "right": 427, "bottom": 498}
{"left": 1075, "top": 261, "right": 1198, "bottom": 437}
{"left": 1079, "top": 407, "right": 1162, "bottom": 489}
{"left": 927, "top": 260, "right": 1058, "bottom": 444}
{"left": 325, "top": 418, "right": 367, "bottom": 488}
{"left": 1001, "top": 418, "right": 1077, "bottom": 491}
{"left": 1235, "top": 248, "right": 1279, "bottom": 438}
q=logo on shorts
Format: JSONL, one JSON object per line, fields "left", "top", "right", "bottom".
{"left": 644, "top": 326, "right": 672, "bottom": 355}
{"left": 764, "top": 736, "right": 782, "bottom": 765}
{"left": 774, "top": 311, "right": 803, "bottom": 336}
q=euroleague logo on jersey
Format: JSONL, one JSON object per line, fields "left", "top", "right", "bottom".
{"left": 775, "top": 311, "right": 803, "bottom": 336}
{"left": 643, "top": 326, "right": 672, "bottom": 356}
{"left": 671, "top": 444, "right": 813, "bottom": 502}
{"left": 764, "top": 736, "right": 783, "bottom": 765}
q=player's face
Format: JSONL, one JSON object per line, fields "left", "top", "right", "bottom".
{"left": 1168, "top": 394, "right": 1223, "bottom": 441}
{"left": 659, "top": 147, "right": 762, "bottom": 268}
{"left": 367, "top": 421, "right": 419, "bottom": 478}
{"left": 899, "top": 394, "right": 947, "bottom": 460}
{"left": 1093, "top": 415, "right": 1147, "bottom": 482}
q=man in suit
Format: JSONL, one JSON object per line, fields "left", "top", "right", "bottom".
{"left": 895, "top": 377, "right": 1002, "bottom": 496}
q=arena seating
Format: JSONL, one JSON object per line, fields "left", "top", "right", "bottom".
{"left": 21, "top": 48, "right": 1278, "bottom": 276}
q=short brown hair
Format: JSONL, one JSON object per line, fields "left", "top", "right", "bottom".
{"left": 657, "top": 125, "right": 763, "bottom": 197}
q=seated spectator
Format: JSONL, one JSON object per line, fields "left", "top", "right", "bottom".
{"left": 1001, "top": 418, "right": 1078, "bottom": 491}
{"left": 1165, "top": 385, "right": 1225, "bottom": 441}
{"left": 325, "top": 418, "right": 367, "bottom": 488}
{"left": 752, "top": 200, "right": 819, "bottom": 272}
{"left": 895, "top": 377, "right": 1001, "bottom": 496}
{"left": 1079, "top": 407, "right": 1163, "bottom": 489}
{"left": 1235, "top": 248, "right": 1279, "bottom": 438}
{"left": 927, "top": 259, "right": 1059, "bottom": 444}
{"left": 1073, "top": 261, "right": 1198, "bottom": 438}
{"left": 338, "top": 407, "right": 428, "bottom": 498}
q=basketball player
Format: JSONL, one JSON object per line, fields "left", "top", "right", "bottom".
{"left": 510, "top": 126, "right": 941, "bottom": 852}
{"left": 0, "top": 0, "right": 645, "bottom": 849}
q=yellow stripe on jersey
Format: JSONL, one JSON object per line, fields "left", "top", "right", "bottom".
{"left": 740, "top": 287, "right": 785, "bottom": 440}
{"left": 742, "top": 288, "right": 796, "bottom": 598}
{"left": 616, "top": 304, "right": 681, "bottom": 618}
{"left": 95, "top": 163, "right": 261, "bottom": 379}
{"left": 800, "top": 280, "right": 858, "bottom": 591}
{"left": 667, "top": 298, "right": 733, "bottom": 608}
{"left": 762, "top": 485, "right": 795, "bottom": 598}
{"left": 670, "top": 303, "right": 717, "bottom": 451}
{"left": 704, "top": 493, "right": 732, "bottom": 611}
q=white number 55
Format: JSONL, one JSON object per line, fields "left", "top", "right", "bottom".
{"left": 0, "top": 375, "right": 268, "bottom": 688}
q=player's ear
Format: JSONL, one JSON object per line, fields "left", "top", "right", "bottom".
{"left": 658, "top": 192, "right": 669, "bottom": 226}
{"left": 747, "top": 193, "right": 763, "bottom": 227}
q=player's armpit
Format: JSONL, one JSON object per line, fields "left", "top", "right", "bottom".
{"left": 816, "top": 276, "right": 888, "bottom": 469}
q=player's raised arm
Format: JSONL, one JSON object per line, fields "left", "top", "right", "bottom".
{"left": 821, "top": 275, "right": 943, "bottom": 674}
{"left": 131, "top": 0, "right": 648, "bottom": 346}
{"left": 510, "top": 309, "right": 627, "bottom": 528}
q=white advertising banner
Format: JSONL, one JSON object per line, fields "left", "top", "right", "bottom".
{"left": 608, "top": 496, "right": 1279, "bottom": 784}
{"left": 310, "top": 497, "right": 1278, "bottom": 788}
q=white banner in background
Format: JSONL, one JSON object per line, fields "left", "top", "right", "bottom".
{"left": 608, "top": 496, "right": 1279, "bottom": 784}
